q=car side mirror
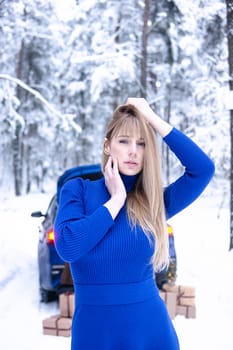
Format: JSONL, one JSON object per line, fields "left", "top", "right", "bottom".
{"left": 31, "top": 211, "right": 46, "bottom": 218}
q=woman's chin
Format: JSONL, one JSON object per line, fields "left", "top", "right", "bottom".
{"left": 119, "top": 167, "right": 141, "bottom": 176}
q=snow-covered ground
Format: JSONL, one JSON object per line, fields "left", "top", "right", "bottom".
{"left": 0, "top": 184, "right": 232, "bottom": 350}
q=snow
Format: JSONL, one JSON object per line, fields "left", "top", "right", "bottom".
{"left": 0, "top": 186, "right": 232, "bottom": 350}
{"left": 53, "top": 0, "right": 76, "bottom": 21}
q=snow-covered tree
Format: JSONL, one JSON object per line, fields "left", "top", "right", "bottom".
{"left": 0, "top": 0, "right": 230, "bottom": 198}
{"left": 226, "top": 0, "right": 233, "bottom": 249}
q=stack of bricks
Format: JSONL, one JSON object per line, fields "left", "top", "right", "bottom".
{"left": 42, "top": 292, "right": 74, "bottom": 337}
{"left": 42, "top": 284, "right": 196, "bottom": 337}
{"left": 159, "top": 283, "right": 196, "bottom": 320}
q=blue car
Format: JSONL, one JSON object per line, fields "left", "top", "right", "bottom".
{"left": 31, "top": 164, "right": 177, "bottom": 302}
{"left": 31, "top": 164, "right": 103, "bottom": 302}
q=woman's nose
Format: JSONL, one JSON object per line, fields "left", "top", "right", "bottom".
{"left": 128, "top": 142, "right": 137, "bottom": 155}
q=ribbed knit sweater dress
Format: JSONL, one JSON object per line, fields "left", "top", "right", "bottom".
{"left": 54, "top": 128, "right": 214, "bottom": 350}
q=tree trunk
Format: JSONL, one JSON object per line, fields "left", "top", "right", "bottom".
{"left": 226, "top": 0, "right": 233, "bottom": 249}
{"left": 164, "top": 0, "right": 174, "bottom": 184}
{"left": 140, "top": 0, "right": 150, "bottom": 98}
{"left": 12, "top": 124, "right": 23, "bottom": 196}
{"left": 13, "top": 38, "right": 25, "bottom": 196}
{"left": 113, "top": 11, "right": 121, "bottom": 110}
{"left": 26, "top": 144, "right": 32, "bottom": 194}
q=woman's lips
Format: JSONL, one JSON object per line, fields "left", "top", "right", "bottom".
{"left": 125, "top": 161, "right": 138, "bottom": 167}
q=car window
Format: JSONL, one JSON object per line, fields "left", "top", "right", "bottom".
{"left": 46, "top": 195, "right": 58, "bottom": 222}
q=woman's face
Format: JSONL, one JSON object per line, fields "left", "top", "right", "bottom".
{"left": 105, "top": 132, "right": 145, "bottom": 175}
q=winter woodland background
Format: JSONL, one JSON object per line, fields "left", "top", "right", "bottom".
{"left": 1, "top": 1, "right": 233, "bottom": 349}
{"left": 0, "top": 0, "right": 231, "bottom": 200}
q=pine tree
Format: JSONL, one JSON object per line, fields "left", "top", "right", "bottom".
{"left": 226, "top": 0, "right": 233, "bottom": 249}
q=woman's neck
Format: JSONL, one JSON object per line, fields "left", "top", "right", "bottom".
{"left": 120, "top": 173, "right": 138, "bottom": 193}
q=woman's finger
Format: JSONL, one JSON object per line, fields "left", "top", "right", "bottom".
{"left": 111, "top": 157, "right": 119, "bottom": 174}
{"left": 105, "top": 156, "right": 112, "bottom": 171}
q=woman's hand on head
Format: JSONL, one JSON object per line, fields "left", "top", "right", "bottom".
{"left": 126, "top": 97, "right": 158, "bottom": 125}
{"left": 126, "top": 97, "right": 172, "bottom": 137}
{"left": 126, "top": 97, "right": 150, "bottom": 111}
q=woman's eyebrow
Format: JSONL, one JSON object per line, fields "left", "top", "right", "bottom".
{"left": 117, "top": 134, "right": 130, "bottom": 138}
{"left": 117, "top": 135, "right": 145, "bottom": 141}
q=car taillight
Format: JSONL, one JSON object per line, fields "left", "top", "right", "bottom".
{"left": 167, "top": 225, "right": 173, "bottom": 235}
{"left": 47, "top": 229, "right": 55, "bottom": 244}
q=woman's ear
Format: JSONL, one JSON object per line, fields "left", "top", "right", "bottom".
{"left": 104, "top": 138, "right": 110, "bottom": 155}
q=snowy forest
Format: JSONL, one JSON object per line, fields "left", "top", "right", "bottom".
{"left": 1, "top": 2, "right": 233, "bottom": 348}
{"left": 0, "top": 0, "right": 232, "bottom": 199}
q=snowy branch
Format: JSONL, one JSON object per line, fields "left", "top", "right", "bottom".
{"left": 0, "top": 73, "right": 61, "bottom": 116}
{"left": 0, "top": 73, "right": 82, "bottom": 133}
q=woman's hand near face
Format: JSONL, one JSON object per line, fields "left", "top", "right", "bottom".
{"left": 103, "top": 156, "right": 127, "bottom": 219}
{"left": 126, "top": 97, "right": 172, "bottom": 138}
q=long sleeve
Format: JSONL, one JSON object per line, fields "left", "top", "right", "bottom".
{"left": 163, "top": 128, "right": 215, "bottom": 219}
{"left": 54, "top": 178, "right": 114, "bottom": 263}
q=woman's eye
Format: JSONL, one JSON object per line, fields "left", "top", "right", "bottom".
{"left": 137, "top": 142, "right": 145, "bottom": 147}
{"left": 119, "top": 139, "right": 128, "bottom": 144}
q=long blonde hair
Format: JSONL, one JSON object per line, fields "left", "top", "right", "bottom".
{"left": 102, "top": 104, "right": 169, "bottom": 272}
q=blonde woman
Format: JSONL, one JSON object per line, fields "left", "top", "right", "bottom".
{"left": 54, "top": 98, "right": 214, "bottom": 350}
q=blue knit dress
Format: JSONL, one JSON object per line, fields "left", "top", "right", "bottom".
{"left": 54, "top": 128, "right": 214, "bottom": 350}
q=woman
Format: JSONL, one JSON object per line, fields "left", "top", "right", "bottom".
{"left": 54, "top": 98, "right": 214, "bottom": 350}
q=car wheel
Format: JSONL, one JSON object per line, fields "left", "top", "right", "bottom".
{"left": 40, "top": 288, "right": 57, "bottom": 303}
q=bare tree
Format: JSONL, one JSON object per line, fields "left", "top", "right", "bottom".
{"left": 14, "top": 37, "right": 26, "bottom": 196}
{"left": 226, "top": 0, "right": 233, "bottom": 249}
{"left": 140, "top": 0, "right": 150, "bottom": 98}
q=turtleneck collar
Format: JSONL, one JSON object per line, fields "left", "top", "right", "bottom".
{"left": 120, "top": 173, "right": 138, "bottom": 193}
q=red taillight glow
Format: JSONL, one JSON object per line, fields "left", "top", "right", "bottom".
{"left": 167, "top": 225, "right": 173, "bottom": 236}
{"left": 47, "top": 230, "right": 55, "bottom": 244}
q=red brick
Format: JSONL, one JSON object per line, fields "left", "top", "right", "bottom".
{"left": 179, "top": 296, "right": 195, "bottom": 307}
{"left": 58, "top": 329, "right": 71, "bottom": 337}
{"left": 43, "top": 328, "right": 58, "bottom": 336}
{"left": 166, "top": 292, "right": 177, "bottom": 319}
{"left": 162, "top": 283, "right": 179, "bottom": 293}
{"left": 42, "top": 315, "right": 60, "bottom": 329}
{"left": 59, "top": 293, "right": 75, "bottom": 318}
{"left": 69, "top": 293, "right": 75, "bottom": 318}
{"left": 59, "top": 294, "right": 69, "bottom": 317}
{"left": 57, "top": 317, "right": 72, "bottom": 330}
{"left": 187, "top": 305, "right": 196, "bottom": 318}
{"left": 179, "top": 286, "right": 195, "bottom": 297}
{"left": 176, "top": 305, "right": 187, "bottom": 317}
